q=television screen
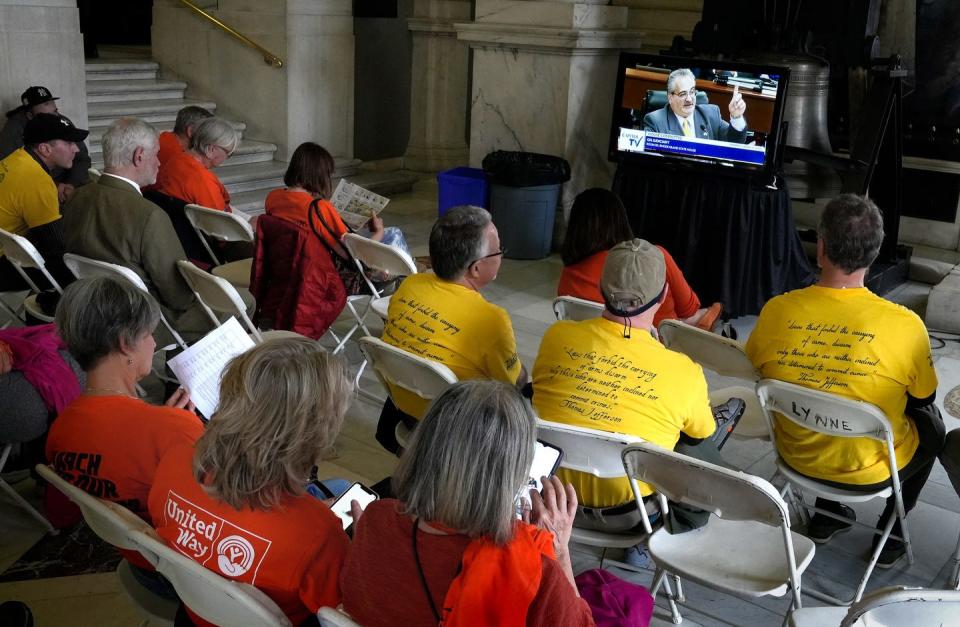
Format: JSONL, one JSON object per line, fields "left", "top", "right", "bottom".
{"left": 608, "top": 53, "right": 791, "bottom": 179}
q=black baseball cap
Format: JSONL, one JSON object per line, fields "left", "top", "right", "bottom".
{"left": 23, "top": 113, "right": 89, "bottom": 145}
{"left": 20, "top": 86, "right": 59, "bottom": 109}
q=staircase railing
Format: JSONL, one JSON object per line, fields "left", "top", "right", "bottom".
{"left": 178, "top": 0, "right": 284, "bottom": 68}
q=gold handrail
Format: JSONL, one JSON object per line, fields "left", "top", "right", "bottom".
{"left": 178, "top": 0, "right": 283, "bottom": 68}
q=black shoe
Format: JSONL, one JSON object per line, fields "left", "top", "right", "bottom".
{"left": 805, "top": 506, "right": 855, "bottom": 544}
{"left": 710, "top": 398, "right": 746, "bottom": 449}
{"left": 876, "top": 539, "right": 907, "bottom": 569}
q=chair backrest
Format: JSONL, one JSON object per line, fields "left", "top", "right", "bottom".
{"left": 342, "top": 233, "right": 417, "bottom": 298}
{"left": 185, "top": 204, "right": 255, "bottom": 243}
{"left": 658, "top": 319, "right": 758, "bottom": 380}
{"left": 35, "top": 464, "right": 151, "bottom": 552}
{"left": 536, "top": 419, "right": 638, "bottom": 479}
{"left": 621, "top": 442, "right": 790, "bottom": 527}
{"left": 317, "top": 607, "right": 363, "bottom": 627}
{"left": 358, "top": 336, "right": 457, "bottom": 406}
{"left": 841, "top": 585, "right": 960, "bottom": 626}
{"left": 0, "top": 227, "right": 62, "bottom": 293}
{"left": 756, "top": 379, "right": 893, "bottom": 443}
{"left": 552, "top": 295, "right": 604, "bottom": 321}
{"left": 128, "top": 529, "right": 292, "bottom": 627}
{"left": 63, "top": 253, "right": 188, "bottom": 349}
{"left": 176, "top": 260, "right": 260, "bottom": 340}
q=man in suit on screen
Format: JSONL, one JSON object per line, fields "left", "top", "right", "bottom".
{"left": 643, "top": 68, "right": 748, "bottom": 144}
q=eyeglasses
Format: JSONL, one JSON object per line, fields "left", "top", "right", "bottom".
{"left": 470, "top": 248, "right": 506, "bottom": 266}
{"left": 670, "top": 88, "right": 698, "bottom": 100}
{"left": 210, "top": 145, "right": 233, "bottom": 158}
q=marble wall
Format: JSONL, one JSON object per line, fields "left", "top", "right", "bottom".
{"left": 0, "top": 0, "right": 87, "bottom": 128}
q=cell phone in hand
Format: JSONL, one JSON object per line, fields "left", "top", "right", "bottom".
{"left": 330, "top": 482, "right": 378, "bottom": 531}
{"left": 515, "top": 440, "right": 564, "bottom": 516}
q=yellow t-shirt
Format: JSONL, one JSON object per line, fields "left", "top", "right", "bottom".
{"left": 745, "top": 286, "right": 937, "bottom": 485}
{"left": 382, "top": 273, "right": 522, "bottom": 417}
{"left": 0, "top": 148, "right": 60, "bottom": 237}
{"left": 532, "top": 317, "right": 715, "bottom": 506}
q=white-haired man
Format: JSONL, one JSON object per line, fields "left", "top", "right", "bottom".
{"left": 63, "top": 117, "right": 210, "bottom": 342}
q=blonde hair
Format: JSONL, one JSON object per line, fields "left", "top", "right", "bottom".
{"left": 193, "top": 337, "right": 352, "bottom": 510}
{"left": 393, "top": 380, "right": 536, "bottom": 545}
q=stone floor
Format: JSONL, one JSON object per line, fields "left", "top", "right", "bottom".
{"left": 3, "top": 177, "right": 960, "bottom": 625}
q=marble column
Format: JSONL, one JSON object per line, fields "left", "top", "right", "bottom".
{"left": 404, "top": 0, "right": 471, "bottom": 172}
{"left": 457, "top": 1, "right": 642, "bottom": 234}
{"left": 0, "top": 0, "right": 87, "bottom": 127}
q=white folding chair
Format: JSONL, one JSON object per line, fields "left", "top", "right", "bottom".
{"left": 658, "top": 318, "right": 767, "bottom": 440}
{"left": 756, "top": 379, "right": 912, "bottom": 605}
{"left": 552, "top": 295, "right": 604, "bottom": 321}
{"left": 35, "top": 464, "right": 178, "bottom": 624}
{"left": 183, "top": 203, "right": 254, "bottom": 288}
{"left": 622, "top": 442, "right": 815, "bottom": 625}
{"left": 342, "top": 233, "right": 417, "bottom": 322}
{"left": 317, "top": 607, "right": 363, "bottom": 627}
{"left": 788, "top": 585, "right": 960, "bottom": 626}
{"left": 129, "top": 528, "right": 291, "bottom": 627}
{"left": 535, "top": 420, "right": 650, "bottom": 573}
{"left": 358, "top": 336, "right": 457, "bottom": 447}
{"left": 0, "top": 227, "right": 63, "bottom": 322}
{"left": 63, "top": 253, "right": 188, "bottom": 351}
{"left": 1, "top": 446, "right": 55, "bottom": 534}
{"left": 176, "top": 260, "right": 300, "bottom": 344}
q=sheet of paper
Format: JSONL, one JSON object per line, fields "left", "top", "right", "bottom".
{"left": 167, "top": 317, "right": 255, "bottom": 419}
{"left": 330, "top": 179, "right": 390, "bottom": 229}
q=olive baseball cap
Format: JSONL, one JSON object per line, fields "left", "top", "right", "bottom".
{"left": 600, "top": 238, "right": 666, "bottom": 311}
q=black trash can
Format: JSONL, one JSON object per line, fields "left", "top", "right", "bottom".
{"left": 482, "top": 151, "right": 571, "bottom": 260}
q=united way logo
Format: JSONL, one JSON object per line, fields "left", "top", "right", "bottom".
{"left": 217, "top": 535, "right": 256, "bottom": 577}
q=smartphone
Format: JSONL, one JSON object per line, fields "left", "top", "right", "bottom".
{"left": 330, "top": 482, "right": 378, "bottom": 530}
{"left": 515, "top": 440, "right": 564, "bottom": 515}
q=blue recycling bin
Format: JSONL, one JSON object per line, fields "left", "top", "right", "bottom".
{"left": 438, "top": 167, "right": 488, "bottom": 216}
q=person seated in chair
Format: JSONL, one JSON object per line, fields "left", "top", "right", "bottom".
{"left": 0, "top": 112, "right": 87, "bottom": 291}
{"left": 47, "top": 277, "right": 202, "bottom": 590}
{"left": 746, "top": 194, "right": 944, "bottom": 569}
{"left": 643, "top": 68, "right": 748, "bottom": 143}
{"left": 557, "top": 187, "right": 721, "bottom": 331}
{"left": 155, "top": 105, "right": 213, "bottom": 168}
{"left": 376, "top": 205, "right": 527, "bottom": 453}
{"left": 63, "top": 117, "right": 211, "bottom": 344}
{"left": 152, "top": 116, "right": 239, "bottom": 212}
{"left": 149, "top": 337, "right": 352, "bottom": 626}
{"left": 533, "top": 239, "right": 744, "bottom": 565}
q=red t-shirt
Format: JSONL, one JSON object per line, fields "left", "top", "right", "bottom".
{"left": 157, "top": 131, "right": 184, "bottom": 167}
{"left": 557, "top": 246, "right": 700, "bottom": 326}
{"left": 264, "top": 188, "right": 348, "bottom": 252}
{"left": 341, "top": 500, "right": 594, "bottom": 627}
{"left": 45, "top": 395, "right": 204, "bottom": 565}
{"left": 148, "top": 443, "right": 348, "bottom": 627}
{"left": 153, "top": 149, "right": 231, "bottom": 211}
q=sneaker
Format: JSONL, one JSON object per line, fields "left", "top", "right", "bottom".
{"left": 805, "top": 506, "right": 855, "bottom": 544}
{"left": 710, "top": 398, "right": 746, "bottom": 448}
{"left": 876, "top": 540, "right": 906, "bottom": 569}
{"left": 624, "top": 543, "right": 653, "bottom": 569}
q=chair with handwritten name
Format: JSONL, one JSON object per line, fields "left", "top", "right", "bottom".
{"left": 552, "top": 295, "right": 604, "bottom": 322}
{"left": 756, "top": 379, "right": 913, "bottom": 605}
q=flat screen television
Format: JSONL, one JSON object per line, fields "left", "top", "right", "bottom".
{"left": 608, "top": 53, "right": 791, "bottom": 181}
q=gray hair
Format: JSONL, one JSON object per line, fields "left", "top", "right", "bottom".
{"left": 173, "top": 105, "right": 213, "bottom": 135}
{"left": 666, "top": 68, "right": 695, "bottom": 94}
{"left": 393, "top": 380, "right": 536, "bottom": 545}
{"left": 101, "top": 118, "right": 158, "bottom": 170}
{"left": 818, "top": 194, "right": 885, "bottom": 273}
{"left": 55, "top": 277, "right": 161, "bottom": 371}
{"left": 428, "top": 205, "right": 492, "bottom": 280}
{"left": 189, "top": 116, "right": 240, "bottom": 156}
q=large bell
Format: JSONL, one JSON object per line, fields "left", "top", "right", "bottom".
{"left": 753, "top": 53, "right": 842, "bottom": 199}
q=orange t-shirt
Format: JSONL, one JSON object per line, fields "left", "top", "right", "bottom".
{"left": 264, "top": 188, "right": 348, "bottom": 252}
{"left": 153, "top": 149, "right": 231, "bottom": 211}
{"left": 45, "top": 395, "right": 204, "bottom": 565}
{"left": 156, "top": 131, "right": 184, "bottom": 167}
{"left": 557, "top": 246, "right": 700, "bottom": 325}
{"left": 148, "top": 443, "right": 348, "bottom": 627}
